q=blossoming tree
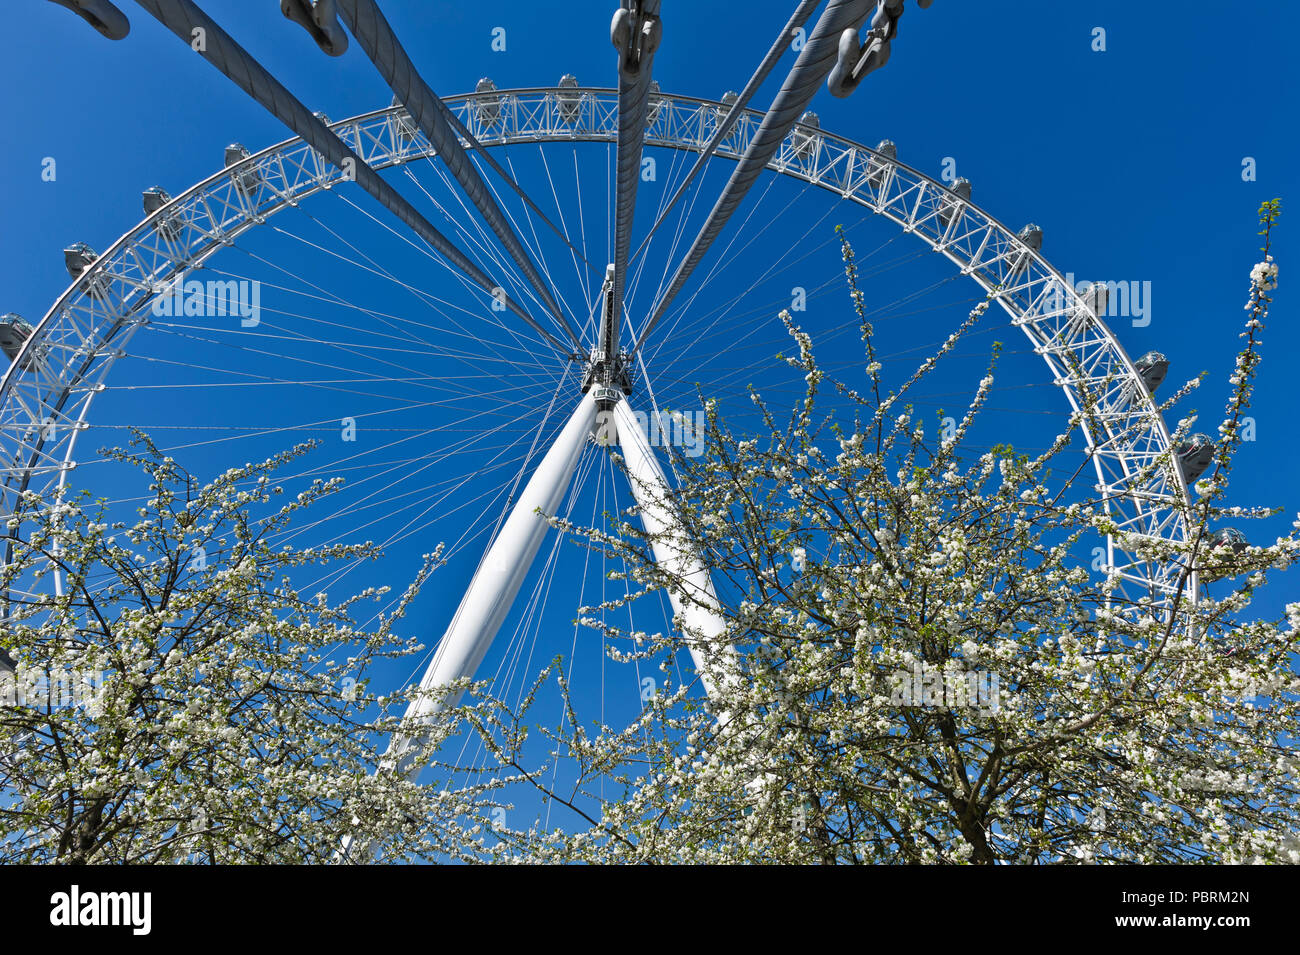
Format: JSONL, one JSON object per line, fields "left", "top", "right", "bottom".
{"left": 491, "top": 201, "right": 1300, "bottom": 863}
{"left": 1, "top": 203, "right": 1293, "bottom": 865}
{"left": 0, "top": 436, "right": 503, "bottom": 863}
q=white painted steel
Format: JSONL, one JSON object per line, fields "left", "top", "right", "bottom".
{"left": 0, "top": 89, "right": 1193, "bottom": 612}
{"left": 612, "top": 397, "right": 735, "bottom": 702}
{"left": 387, "top": 390, "right": 597, "bottom": 770}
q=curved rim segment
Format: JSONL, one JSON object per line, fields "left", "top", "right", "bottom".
{"left": 0, "top": 87, "right": 1193, "bottom": 603}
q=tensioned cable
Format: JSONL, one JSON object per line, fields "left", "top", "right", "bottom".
{"left": 453, "top": 441, "right": 603, "bottom": 798}
{"left": 267, "top": 438, "right": 540, "bottom": 555}
{"left": 457, "top": 147, "right": 580, "bottom": 331}
{"left": 400, "top": 164, "right": 563, "bottom": 340}
{"left": 128, "top": 0, "right": 573, "bottom": 356}
{"left": 319, "top": 192, "right": 565, "bottom": 373}
{"left": 71, "top": 391, "right": 548, "bottom": 472}
{"left": 201, "top": 208, "right": 562, "bottom": 398}
{"left": 335, "top": 0, "right": 580, "bottom": 345}
{"left": 645, "top": 173, "right": 813, "bottom": 371}
{"left": 266, "top": 403, "right": 556, "bottom": 578}
{"left": 118, "top": 327, "right": 545, "bottom": 405}
{"left": 69, "top": 428, "right": 546, "bottom": 598}
{"left": 633, "top": 0, "right": 874, "bottom": 355}
{"left": 532, "top": 146, "right": 596, "bottom": 333}
{"left": 408, "top": 149, "right": 598, "bottom": 357}
{"left": 629, "top": 0, "right": 821, "bottom": 267}
{"left": 277, "top": 196, "right": 560, "bottom": 371}
{"left": 623, "top": 139, "right": 691, "bottom": 311}
{"left": 142, "top": 289, "right": 556, "bottom": 394}
{"left": 441, "top": 92, "right": 604, "bottom": 279}
{"left": 644, "top": 199, "right": 951, "bottom": 397}
{"left": 572, "top": 150, "right": 594, "bottom": 313}
{"left": 650, "top": 270, "right": 972, "bottom": 407}
{"left": 274, "top": 401, "right": 560, "bottom": 584}
{"left": 644, "top": 239, "right": 909, "bottom": 383}
{"left": 542, "top": 444, "right": 607, "bottom": 829}
{"left": 609, "top": 0, "right": 663, "bottom": 335}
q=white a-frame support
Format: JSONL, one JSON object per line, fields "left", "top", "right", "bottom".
{"left": 386, "top": 389, "right": 733, "bottom": 778}
{"left": 386, "top": 389, "right": 597, "bottom": 773}
{"left": 610, "top": 399, "right": 734, "bottom": 701}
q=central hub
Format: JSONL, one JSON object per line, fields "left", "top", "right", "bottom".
{"left": 581, "top": 263, "right": 634, "bottom": 409}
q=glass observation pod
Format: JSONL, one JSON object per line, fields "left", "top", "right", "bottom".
{"left": 712, "top": 91, "right": 743, "bottom": 153}
{"left": 793, "top": 110, "right": 821, "bottom": 162}
{"left": 141, "top": 185, "right": 183, "bottom": 241}
{"left": 224, "top": 142, "right": 262, "bottom": 196}
{"left": 0, "top": 313, "right": 34, "bottom": 364}
{"left": 63, "top": 241, "right": 109, "bottom": 300}
{"left": 1176, "top": 432, "right": 1216, "bottom": 484}
{"left": 939, "top": 176, "right": 971, "bottom": 227}
{"left": 1200, "top": 527, "right": 1250, "bottom": 583}
{"left": 1007, "top": 223, "right": 1043, "bottom": 279}
{"left": 1212, "top": 527, "right": 1248, "bottom": 553}
{"left": 1134, "top": 350, "right": 1170, "bottom": 393}
{"left": 1077, "top": 281, "right": 1108, "bottom": 320}
{"left": 867, "top": 139, "right": 896, "bottom": 189}
{"left": 390, "top": 95, "right": 418, "bottom": 148}
{"left": 474, "top": 78, "right": 502, "bottom": 127}
{"left": 557, "top": 74, "right": 581, "bottom": 125}
{"left": 646, "top": 80, "right": 664, "bottom": 126}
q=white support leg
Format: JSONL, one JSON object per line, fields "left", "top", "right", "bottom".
{"left": 342, "top": 392, "right": 728, "bottom": 860}
{"left": 387, "top": 390, "right": 598, "bottom": 774}
{"left": 612, "top": 398, "right": 736, "bottom": 703}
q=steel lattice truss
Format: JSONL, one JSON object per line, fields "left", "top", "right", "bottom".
{"left": 0, "top": 86, "right": 1193, "bottom": 604}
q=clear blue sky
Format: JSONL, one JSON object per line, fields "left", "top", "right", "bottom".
{"left": 2, "top": 1, "right": 1297, "bottom": 821}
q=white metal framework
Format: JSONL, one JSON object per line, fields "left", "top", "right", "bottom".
{"left": 0, "top": 88, "right": 1194, "bottom": 753}
{"left": 0, "top": 86, "right": 1193, "bottom": 597}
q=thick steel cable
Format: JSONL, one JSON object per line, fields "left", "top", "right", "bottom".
{"left": 130, "top": 0, "right": 573, "bottom": 357}
{"left": 47, "top": 0, "right": 131, "bottom": 38}
{"left": 609, "top": 0, "right": 662, "bottom": 337}
{"left": 440, "top": 107, "right": 603, "bottom": 279}
{"left": 336, "top": 0, "right": 583, "bottom": 348}
{"left": 629, "top": 0, "right": 821, "bottom": 267}
{"left": 633, "top": 0, "right": 873, "bottom": 355}
{"left": 285, "top": 0, "right": 598, "bottom": 280}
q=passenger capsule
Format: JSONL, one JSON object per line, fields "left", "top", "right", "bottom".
{"left": 557, "top": 74, "right": 581, "bottom": 124}
{"left": 939, "top": 177, "right": 971, "bottom": 227}
{"left": 1077, "top": 281, "right": 1108, "bottom": 319}
{"left": 646, "top": 80, "right": 664, "bottom": 126}
{"left": 1176, "top": 432, "right": 1215, "bottom": 484}
{"left": 1134, "top": 350, "right": 1169, "bottom": 393}
{"left": 63, "top": 242, "right": 97, "bottom": 279}
{"left": 1007, "top": 224, "right": 1042, "bottom": 277}
{"left": 0, "top": 313, "right": 34, "bottom": 363}
{"left": 224, "top": 143, "right": 261, "bottom": 196}
{"left": 868, "top": 140, "right": 896, "bottom": 188}
{"left": 142, "top": 186, "right": 182, "bottom": 241}
{"left": 1211, "top": 527, "right": 1247, "bottom": 553}
{"left": 475, "top": 78, "right": 502, "bottom": 127}
{"left": 391, "top": 95, "right": 418, "bottom": 147}
{"left": 141, "top": 185, "right": 171, "bottom": 216}
{"left": 793, "top": 111, "right": 820, "bottom": 161}
{"left": 64, "top": 242, "right": 110, "bottom": 299}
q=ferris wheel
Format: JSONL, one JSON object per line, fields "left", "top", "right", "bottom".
{"left": 5, "top": 0, "right": 1200, "bottom": 807}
